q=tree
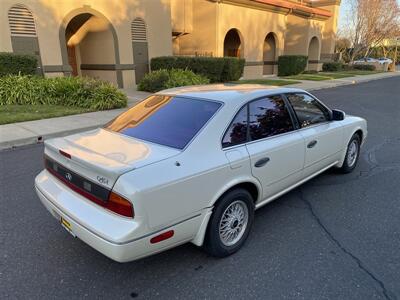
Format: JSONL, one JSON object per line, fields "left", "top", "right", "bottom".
{"left": 343, "top": 0, "right": 400, "bottom": 62}
{"left": 335, "top": 32, "right": 351, "bottom": 62}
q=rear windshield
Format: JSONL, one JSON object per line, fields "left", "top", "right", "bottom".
{"left": 105, "top": 95, "right": 222, "bottom": 149}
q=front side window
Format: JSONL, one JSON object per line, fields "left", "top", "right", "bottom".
{"left": 105, "top": 95, "right": 221, "bottom": 149}
{"left": 248, "top": 95, "right": 294, "bottom": 141}
{"left": 222, "top": 106, "right": 248, "bottom": 148}
{"left": 286, "top": 93, "right": 329, "bottom": 128}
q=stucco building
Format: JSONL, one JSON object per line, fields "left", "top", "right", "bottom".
{"left": 0, "top": 0, "right": 340, "bottom": 87}
{"left": 172, "top": 0, "right": 340, "bottom": 77}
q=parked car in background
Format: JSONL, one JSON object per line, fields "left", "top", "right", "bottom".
{"left": 35, "top": 85, "right": 367, "bottom": 262}
{"left": 377, "top": 57, "right": 393, "bottom": 65}
{"left": 353, "top": 57, "right": 377, "bottom": 64}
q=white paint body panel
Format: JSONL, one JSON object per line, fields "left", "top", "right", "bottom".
{"left": 246, "top": 131, "right": 305, "bottom": 199}
{"left": 34, "top": 85, "right": 367, "bottom": 262}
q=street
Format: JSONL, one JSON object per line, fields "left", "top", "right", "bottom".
{"left": 1, "top": 76, "right": 400, "bottom": 299}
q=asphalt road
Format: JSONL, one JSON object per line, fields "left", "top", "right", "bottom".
{"left": 1, "top": 77, "right": 400, "bottom": 299}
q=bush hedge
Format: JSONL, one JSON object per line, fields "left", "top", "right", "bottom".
{"left": 352, "top": 64, "right": 376, "bottom": 71}
{"left": 278, "top": 55, "right": 308, "bottom": 76}
{"left": 0, "top": 52, "right": 38, "bottom": 76}
{"left": 0, "top": 75, "right": 127, "bottom": 110}
{"left": 322, "top": 62, "right": 343, "bottom": 72}
{"left": 138, "top": 69, "right": 210, "bottom": 93}
{"left": 150, "top": 56, "right": 245, "bottom": 82}
{"left": 220, "top": 57, "right": 246, "bottom": 82}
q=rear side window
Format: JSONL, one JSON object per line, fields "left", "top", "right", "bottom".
{"left": 248, "top": 95, "right": 294, "bottom": 141}
{"left": 105, "top": 95, "right": 221, "bottom": 149}
{"left": 222, "top": 106, "right": 248, "bottom": 148}
{"left": 286, "top": 93, "right": 329, "bottom": 128}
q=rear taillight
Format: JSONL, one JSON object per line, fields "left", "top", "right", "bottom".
{"left": 44, "top": 156, "right": 134, "bottom": 218}
{"left": 107, "top": 191, "right": 134, "bottom": 218}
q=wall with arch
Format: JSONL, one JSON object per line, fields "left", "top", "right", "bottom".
{"left": 216, "top": 2, "right": 286, "bottom": 78}
{"left": 0, "top": 0, "right": 173, "bottom": 88}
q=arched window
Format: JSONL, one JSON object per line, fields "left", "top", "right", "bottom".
{"left": 8, "top": 4, "right": 37, "bottom": 36}
{"left": 223, "top": 29, "right": 243, "bottom": 58}
{"left": 308, "top": 36, "right": 320, "bottom": 62}
{"left": 131, "top": 18, "right": 147, "bottom": 42}
{"left": 263, "top": 33, "right": 277, "bottom": 75}
{"left": 308, "top": 36, "right": 320, "bottom": 71}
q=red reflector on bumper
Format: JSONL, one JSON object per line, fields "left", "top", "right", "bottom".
{"left": 150, "top": 230, "right": 174, "bottom": 244}
{"left": 59, "top": 150, "right": 71, "bottom": 159}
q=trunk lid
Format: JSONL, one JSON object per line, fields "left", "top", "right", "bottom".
{"left": 44, "top": 128, "right": 180, "bottom": 189}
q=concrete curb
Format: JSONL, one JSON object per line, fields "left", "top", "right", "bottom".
{"left": 1, "top": 72, "right": 399, "bottom": 151}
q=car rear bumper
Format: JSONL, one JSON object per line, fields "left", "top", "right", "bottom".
{"left": 35, "top": 170, "right": 203, "bottom": 262}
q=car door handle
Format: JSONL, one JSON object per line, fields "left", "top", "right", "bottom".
{"left": 307, "top": 140, "right": 318, "bottom": 148}
{"left": 254, "top": 157, "right": 270, "bottom": 168}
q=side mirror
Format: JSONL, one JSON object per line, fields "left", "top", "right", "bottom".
{"left": 332, "top": 109, "right": 345, "bottom": 121}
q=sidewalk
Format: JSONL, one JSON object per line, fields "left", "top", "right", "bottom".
{"left": 1, "top": 71, "right": 399, "bottom": 150}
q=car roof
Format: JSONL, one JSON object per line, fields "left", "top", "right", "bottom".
{"left": 156, "top": 84, "right": 306, "bottom": 105}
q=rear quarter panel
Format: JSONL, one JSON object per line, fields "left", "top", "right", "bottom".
{"left": 113, "top": 150, "right": 257, "bottom": 231}
{"left": 112, "top": 103, "right": 259, "bottom": 232}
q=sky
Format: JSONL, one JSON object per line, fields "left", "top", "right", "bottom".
{"left": 338, "top": 0, "right": 350, "bottom": 30}
{"left": 338, "top": 0, "right": 400, "bottom": 31}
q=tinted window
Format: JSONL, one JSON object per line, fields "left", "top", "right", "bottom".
{"left": 105, "top": 95, "right": 221, "bottom": 149}
{"left": 222, "top": 106, "right": 248, "bottom": 148}
{"left": 286, "top": 93, "right": 329, "bottom": 128}
{"left": 248, "top": 95, "right": 294, "bottom": 141}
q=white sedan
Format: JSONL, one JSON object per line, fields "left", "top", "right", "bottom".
{"left": 35, "top": 85, "right": 367, "bottom": 262}
{"left": 353, "top": 57, "right": 377, "bottom": 64}
{"left": 377, "top": 57, "right": 393, "bottom": 65}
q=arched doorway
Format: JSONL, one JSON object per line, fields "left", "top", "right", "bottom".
{"left": 60, "top": 9, "right": 122, "bottom": 87}
{"left": 308, "top": 36, "right": 320, "bottom": 71}
{"left": 263, "top": 33, "right": 276, "bottom": 75}
{"left": 224, "top": 29, "right": 243, "bottom": 58}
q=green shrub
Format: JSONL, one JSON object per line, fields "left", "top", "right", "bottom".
{"left": 138, "top": 69, "right": 210, "bottom": 93}
{"left": 220, "top": 57, "right": 246, "bottom": 81}
{"left": 0, "top": 75, "right": 127, "bottom": 110}
{"left": 150, "top": 56, "right": 244, "bottom": 82}
{"left": 0, "top": 52, "right": 38, "bottom": 76}
{"left": 322, "top": 62, "right": 343, "bottom": 72}
{"left": 342, "top": 64, "right": 352, "bottom": 71}
{"left": 352, "top": 64, "right": 376, "bottom": 71}
{"left": 278, "top": 55, "right": 308, "bottom": 76}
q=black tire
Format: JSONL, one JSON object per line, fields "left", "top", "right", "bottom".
{"left": 204, "top": 188, "right": 254, "bottom": 257}
{"left": 340, "top": 133, "right": 361, "bottom": 173}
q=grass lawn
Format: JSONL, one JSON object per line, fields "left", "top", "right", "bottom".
{"left": 317, "top": 72, "right": 354, "bottom": 79}
{"left": 283, "top": 74, "right": 333, "bottom": 81}
{"left": 231, "top": 79, "right": 301, "bottom": 86}
{"left": 284, "top": 70, "right": 383, "bottom": 81}
{"left": 0, "top": 104, "right": 94, "bottom": 125}
{"left": 335, "top": 70, "right": 383, "bottom": 76}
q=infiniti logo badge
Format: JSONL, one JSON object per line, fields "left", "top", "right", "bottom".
{"left": 65, "top": 172, "right": 72, "bottom": 181}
